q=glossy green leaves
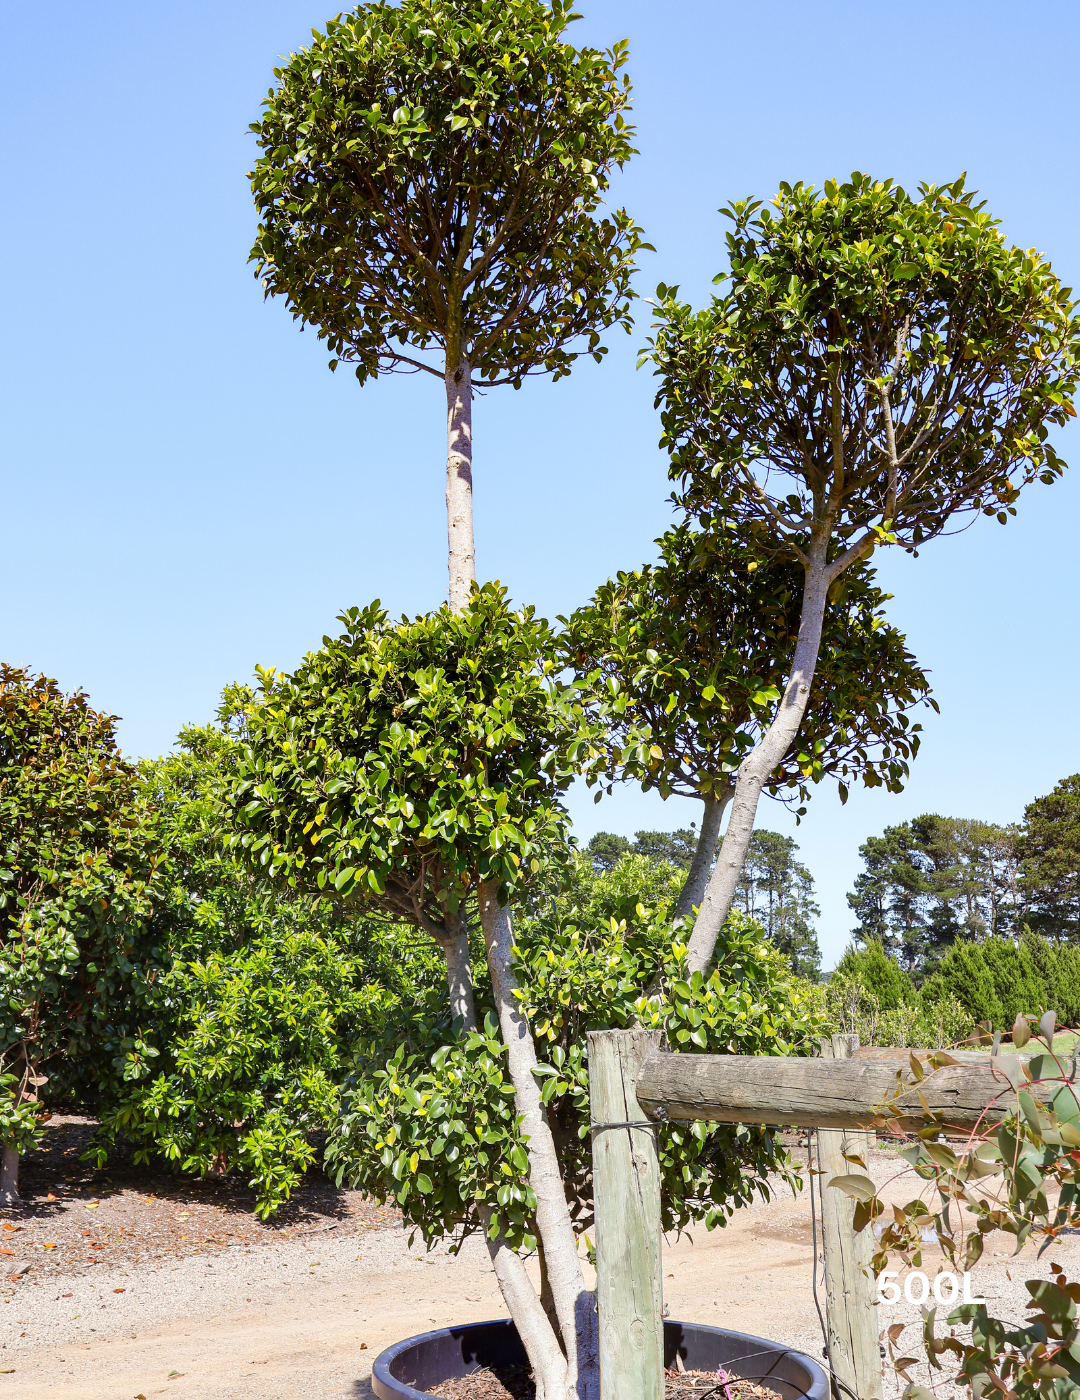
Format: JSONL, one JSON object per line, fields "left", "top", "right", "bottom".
{"left": 565, "top": 523, "right": 934, "bottom": 808}
{"left": 224, "top": 586, "right": 605, "bottom": 925}
{"left": 647, "top": 173, "right": 1080, "bottom": 560}
{"left": 250, "top": 0, "right": 646, "bottom": 384}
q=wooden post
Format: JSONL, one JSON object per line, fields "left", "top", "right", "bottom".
{"left": 588, "top": 1029, "right": 664, "bottom": 1400}
{"left": 817, "top": 1034, "right": 881, "bottom": 1400}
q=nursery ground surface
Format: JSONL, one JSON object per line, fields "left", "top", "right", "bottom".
{"left": 429, "top": 1366, "right": 782, "bottom": 1399}
{"left": 3, "top": 1121, "right": 1077, "bottom": 1400}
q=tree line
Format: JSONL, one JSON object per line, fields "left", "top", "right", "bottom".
{"left": 588, "top": 827, "right": 822, "bottom": 979}
{"left": 847, "top": 775, "right": 1080, "bottom": 977}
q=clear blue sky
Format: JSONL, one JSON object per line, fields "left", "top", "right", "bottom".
{"left": 3, "top": 1, "right": 1078, "bottom": 968}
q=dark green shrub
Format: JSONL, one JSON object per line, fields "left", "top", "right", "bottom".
{"left": 834, "top": 942, "right": 916, "bottom": 1011}
{"left": 922, "top": 936, "right": 1049, "bottom": 1029}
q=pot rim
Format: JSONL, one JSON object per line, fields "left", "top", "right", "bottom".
{"left": 371, "top": 1316, "right": 830, "bottom": 1400}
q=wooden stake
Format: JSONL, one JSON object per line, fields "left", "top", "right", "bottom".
{"left": 817, "top": 1034, "right": 881, "bottom": 1400}
{"left": 588, "top": 1030, "right": 664, "bottom": 1400}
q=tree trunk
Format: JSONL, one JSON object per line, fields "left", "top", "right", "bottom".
{"left": 538, "top": 1236, "right": 562, "bottom": 1337}
{"left": 441, "top": 911, "right": 476, "bottom": 1032}
{"left": 445, "top": 357, "right": 476, "bottom": 613}
{"left": 0, "top": 1146, "right": 18, "bottom": 1204}
{"left": 480, "top": 881, "right": 599, "bottom": 1400}
{"left": 435, "top": 913, "right": 571, "bottom": 1397}
{"left": 481, "top": 1205, "right": 568, "bottom": 1400}
{"left": 684, "top": 554, "right": 831, "bottom": 976}
{"left": 673, "top": 787, "right": 732, "bottom": 924}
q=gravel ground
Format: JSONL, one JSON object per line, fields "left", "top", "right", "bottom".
{"left": 2, "top": 1124, "right": 1076, "bottom": 1399}
{"left": 2, "top": 1114, "right": 396, "bottom": 1289}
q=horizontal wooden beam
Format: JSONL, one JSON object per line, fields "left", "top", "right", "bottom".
{"left": 635, "top": 1050, "right": 1075, "bottom": 1134}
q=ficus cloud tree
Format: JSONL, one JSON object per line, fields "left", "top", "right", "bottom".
{"left": 222, "top": 589, "right": 820, "bottom": 1399}
{"left": 565, "top": 522, "right": 934, "bottom": 921}
{"left": 249, "top": 0, "right": 645, "bottom": 609}
{"left": 647, "top": 173, "right": 1080, "bottom": 976}
{"left": 225, "top": 589, "right": 607, "bottom": 1398}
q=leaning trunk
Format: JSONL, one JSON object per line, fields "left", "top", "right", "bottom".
{"left": 445, "top": 357, "right": 476, "bottom": 613}
{"left": 0, "top": 1146, "right": 18, "bottom": 1204}
{"left": 435, "top": 912, "right": 573, "bottom": 1398}
{"left": 684, "top": 554, "right": 832, "bottom": 976}
{"left": 480, "top": 881, "right": 600, "bottom": 1400}
{"left": 673, "top": 787, "right": 732, "bottom": 924}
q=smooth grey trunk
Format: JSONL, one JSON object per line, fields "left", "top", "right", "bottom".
{"left": 538, "top": 1237, "right": 562, "bottom": 1336}
{"left": 440, "top": 912, "right": 476, "bottom": 1032}
{"left": 445, "top": 358, "right": 475, "bottom": 612}
{"left": 480, "top": 881, "right": 599, "bottom": 1400}
{"left": 0, "top": 1146, "right": 18, "bottom": 1203}
{"left": 436, "top": 919, "right": 567, "bottom": 1398}
{"left": 684, "top": 553, "right": 832, "bottom": 976}
{"left": 672, "top": 787, "right": 732, "bottom": 924}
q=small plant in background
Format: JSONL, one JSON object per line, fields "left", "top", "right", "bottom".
{"left": 834, "top": 1012, "right": 1080, "bottom": 1400}
{"left": 823, "top": 941, "right": 975, "bottom": 1048}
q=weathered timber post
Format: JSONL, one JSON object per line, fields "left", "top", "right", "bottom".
{"left": 588, "top": 1029, "right": 664, "bottom": 1400}
{"left": 816, "top": 1034, "right": 881, "bottom": 1400}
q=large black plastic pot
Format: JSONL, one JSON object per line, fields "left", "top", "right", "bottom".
{"left": 371, "top": 1318, "right": 829, "bottom": 1400}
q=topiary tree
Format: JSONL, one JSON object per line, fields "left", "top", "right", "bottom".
{"left": 565, "top": 522, "right": 934, "bottom": 919}
{"left": 647, "top": 173, "right": 1080, "bottom": 975}
{"left": 220, "top": 587, "right": 821, "bottom": 1399}
{"left": 249, "top": 0, "right": 645, "bottom": 608}
{"left": 0, "top": 666, "right": 161, "bottom": 1202}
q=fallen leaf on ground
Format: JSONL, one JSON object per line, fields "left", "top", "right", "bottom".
{"left": 360, "top": 1343, "right": 368, "bottom": 1350}
{"left": 2, "top": 1224, "right": 19, "bottom": 1233}
{"left": 114, "top": 1288, "right": 125, "bottom": 1294}
{"left": 0, "top": 1250, "right": 12, "bottom": 1257}
{"left": 46, "top": 1193, "right": 58, "bottom": 1201}
{"left": 84, "top": 1202, "right": 99, "bottom": 1210}
{"left": 43, "top": 1243, "right": 57, "bottom": 1250}
{"left": 168, "top": 1372, "right": 182, "bottom": 1380}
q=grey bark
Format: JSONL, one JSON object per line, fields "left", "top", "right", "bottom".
{"left": 480, "top": 881, "right": 599, "bottom": 1400}
{"left": 672, "top": 787, "right": 732, "bottom": 924}
{"left": 436, "top": 914, "right": 568, "bottom": 1399}
{"left": 440, "top": 912, "right": 476, "bottom": 1032}
{"left": 684, "top": 553, "right": 832, "bottom": 974}
{"left": 0, "top": 1146, "right": 18, "bottom": 1203}
{"left": 481, "top": 1205, "right": 569, "bottom": 1400}
{"left": 445, "top": 358, "right": 476, "bottom": 613}
{"left": 635, "top": 1047, "right": 1072, "bottom": 1134}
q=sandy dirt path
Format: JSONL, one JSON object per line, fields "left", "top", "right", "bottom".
{"left": 4, "top": 1141, "right": 1075, "bottom": 1399}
